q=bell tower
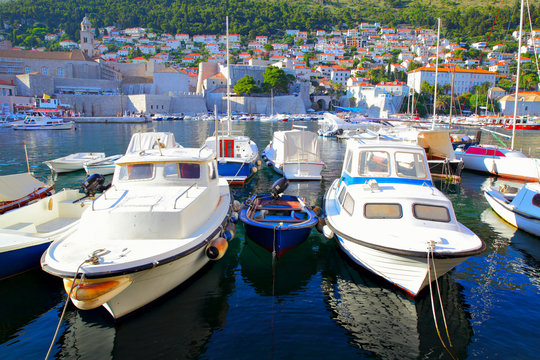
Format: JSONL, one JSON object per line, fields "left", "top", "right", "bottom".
{"left": 80, "top": 15, "right": 94, "bottom": 57}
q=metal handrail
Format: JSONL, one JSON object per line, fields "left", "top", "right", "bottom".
{"left": 92, "top": 190, "right": 127, "bottom": 211}
{"left": 173, "top": 183, "right": 197, "bottom": 209}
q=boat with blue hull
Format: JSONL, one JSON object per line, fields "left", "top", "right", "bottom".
{"left": 240, "top": 179, "right": 318, "bottom": 259}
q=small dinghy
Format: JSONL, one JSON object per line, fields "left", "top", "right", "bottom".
{"left": 240, "top": 178, "right": 318, "bottom": 259}
{"left": 84, "top": 154, "right": 122, "bottom": 176}
{"left": 483, "top": 182, "right": 540, "bottom": 237}
{"left": 44, "top": 152, "right": 105, "bottom": 173}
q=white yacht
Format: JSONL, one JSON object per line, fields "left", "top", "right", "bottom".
{"left": 262, "top": 125, "right": 324, "bottom": 180}
{"left": 41, "top": 132, "right": 234, "bottom": 318}
{"left": 323, "top": 140, "right": 485, "bottom": 296}
{"left": 11, "top": 114, "right": 74, "bottom": 130}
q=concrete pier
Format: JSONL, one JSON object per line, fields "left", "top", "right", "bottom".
{"left": 68, "top": 116, "right": 150, "bottom": 123}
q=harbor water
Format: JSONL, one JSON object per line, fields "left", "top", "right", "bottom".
{"left": 1, "top": 121, "right": 539, "bottom": 359}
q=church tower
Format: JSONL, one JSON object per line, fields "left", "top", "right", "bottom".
{"left": 80, "top": 15, "right": 94, "bottom": 57}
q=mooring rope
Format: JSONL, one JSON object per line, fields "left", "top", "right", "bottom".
{"left": 45, "top": 249, "right": 109, "bottom": 360}
{"left": 426, "top": 241, "right": 458, "bottom": 360}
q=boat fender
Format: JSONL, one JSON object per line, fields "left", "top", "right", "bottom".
{"left": 312, "top": 206, "right": 322, "bottom": 216}
{"left": 48, "top": 197, "right": 53, "bottom": 211}
{"left": 252, "top": 167, "right": 258, "bottom": 174}
{"left": 206, "top": 237, "right": 228, "bottom": 260}
{"left": 322, "top": 225, "right": 334, "bottom": 239}
{"left": 257, "top": 159, "right": 263, "bottom": 166}
{"left": 232, "top": 200, "right": 243, "bottom": 212}
{"left": 316, "top": 218, "right": 325, "bottom": 233}
{"left": 230, "top": 211, "right": 239, "bottom": 223}
{"left": 222, "top": 222, "right": 236, "bottom": 241}
{"left": 266, "top": 161, "right": 272, "bottom": 167}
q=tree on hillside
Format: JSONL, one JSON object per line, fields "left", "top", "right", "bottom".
{"left": 234, "top": 75, "right": 260, "bottom": 95}
{"left": 263, "top": 66, "right": 293, "bottom": 94}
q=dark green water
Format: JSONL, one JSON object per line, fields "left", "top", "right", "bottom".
{"left": 0, "top": 121, "right": 539, "bottom": 359}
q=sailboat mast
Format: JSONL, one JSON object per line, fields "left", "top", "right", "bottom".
{"left": 512, "top": 0, "right": 524, "bottom": 150}
{"left": 226, "top": 16, "right": 231, "bottom": 135}
{"left": 432, "top": 18, "right": 441, "bottom": 130}
{"left": 449, "top": 66, "right": 455, "bottom": 128}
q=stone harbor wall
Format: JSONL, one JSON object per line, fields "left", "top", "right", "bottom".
{"left": 206, "top": 94, "right": 306, "bottom": 114}
{"left": 57, "top": 93, "right": 207, "bottom": 116}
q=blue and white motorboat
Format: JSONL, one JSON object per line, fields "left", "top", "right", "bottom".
{"left": 323, "top": 140, "right": 485, "bottom": 296}
{"left": 262, "top": 125, "right": 325, "bottom": 180}
{"left": 84, "top": 154, "right": 123, "bottom": 176}
{"left": 204, "top": 18, "right": 258, "bottom": 186}
{"left": 41, "top": 132, "right": 234, "bottom": 319}
{"left": 240, "top": 179, "right": 318, "bottom": 259}
{"left": 0, "top": 189, "right": 90, "bottom": 279}
{"left": 204, "top": 132, "right": 259, "bottom": 185}
{"left": 483, "top": 182, "right": 540, "bottom": 237}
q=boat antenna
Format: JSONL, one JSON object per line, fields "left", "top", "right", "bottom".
{"left": 23, "top": 141, "right": 30, "bottom": 173}
{"left": 511, "top": 0, "right": 524, "bottom": 150}
{"left": 432, "top": 17, "right": 440, "bottom": 130}
{"left": 226, "top": 15, "right": 231, "bottom": 136}
{"left": 214, "top": 104, "right": 219, "bottom": 160}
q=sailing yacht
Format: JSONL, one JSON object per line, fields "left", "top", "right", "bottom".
{"left": 455, "top": 1, "right": 540, "bottom": 182}
{"left": 204, "top": 17, "right": 259, "bottom": 185}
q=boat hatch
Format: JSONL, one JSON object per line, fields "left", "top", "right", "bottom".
{"left": 220, "top": 139, "right": 234, "bottom": 157}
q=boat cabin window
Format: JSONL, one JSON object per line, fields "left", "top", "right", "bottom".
{"left": 532, "top": 194, "right": 540, "bottom": 208}
{"left": 364, "top": 203, "right": 403, "bottom": 219}
{"left": 413, "top": 204, "right": 450, "bottom": 222}
{"left": 342, "top": 193, "right": 355, "bottom": 216}
{"left": 338, "top": 186, "right": 347, "bottom": 204}
{"left": 344, "top": 151, "right": 353, "bottom": 174}
{"left": 208, "top": 162, "right": 217, "bottom": 180}
{"left": 162, "top": 163, "right": 201, "bottom": 179}
{"left": 394, "top": 152, "right": 427, "bottom": 179}
{"left": 359, "top": 151, "right": 390, "bottom": 177}
{"left": 119, "top": 163, "right": 155, "bottom": 181}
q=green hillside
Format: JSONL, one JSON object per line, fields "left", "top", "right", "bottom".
{"left": 0, "top": 0, "right": 537, "bottom": 45}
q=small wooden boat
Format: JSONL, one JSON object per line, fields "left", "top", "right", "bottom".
{"left": 0, "top": 173, "right": 54, "bottom": 215}
{"left": 83, "top": 154, "right": 122, "bottom": 176}
{"left": 483, "top": 182, "right": 540, "bottom": 237}
{"left": 0, "top": 189, "right": 90, "bottom": 279}
{"left": 44, "top": 152, "right": 105, "bottom": 173}
{"left": 240, "top": 178, "right": 318, "bottom": 259}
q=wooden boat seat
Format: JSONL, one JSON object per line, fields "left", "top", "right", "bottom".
{"left": 5, "top": 222, "right": 37, "bottom": 232}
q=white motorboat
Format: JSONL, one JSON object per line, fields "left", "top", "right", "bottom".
{"left": 262, "top": 125, "right": 324, "bottom": 180}
{"left": 44, "top": 152, "right": 105, "bottom": 173}
{"left": 455, "top": 145, "right": 540, "bottom": 182}
{"left": 0, "top": 189, "right": 89, "bottom": 279}
{"left": 11, "top": 114, "right": 74, "bottom": 130}
{"left": 41, "top": 132, "right": 234, "bottom": 319}
{"left": 84, "top": 154, "right": 123, "bottom": 176}
{"left": 483, "top": 182, "right": 540, "bottom": 237}
{"left": 323, "top": 140, "right": 485, "bottom": 296}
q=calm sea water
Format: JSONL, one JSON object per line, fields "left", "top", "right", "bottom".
{"left": 0, "top": 121, "right": 539, "bottom": 360}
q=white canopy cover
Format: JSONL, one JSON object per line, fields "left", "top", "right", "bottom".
{"left": 125, "top": 132, "right": 180, "bottom": 154}
{"left": 273, "top": 129, "right": 321, "bottom": 164}
{"left": 0, "top": 173, "right": 48, "bottom": 202}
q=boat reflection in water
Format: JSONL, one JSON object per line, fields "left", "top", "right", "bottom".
{"left": 239, "top": 232, "right": 318, "bottom": 296}
{"left": 52, "top": 238, "right": 241, "bottom": 359}
{"left": 321, "top": 248, "right": 473, "bottom": 359}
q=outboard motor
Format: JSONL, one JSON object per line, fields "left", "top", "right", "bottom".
{"left": 270, "top": 177, "right": 289, "bottom": 199}
{"left": 81, "top": 174, "right": 110, "bottom": 197}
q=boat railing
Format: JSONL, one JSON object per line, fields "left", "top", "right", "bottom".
{"left": 92, "top": 190, "right": 128, "bottom": 211}
{"left": 173, "top": 183, "right": 197, "bottom": 209}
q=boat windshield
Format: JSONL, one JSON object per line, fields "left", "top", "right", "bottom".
{"left": 163, "top": 162, "right": 201, "bottom": 179}
{"left": 119, "top": 163, "right": 155, "bottom": 181}
{"left": 358, "top": 151, "right": 390, "bottom": 177}
{"left": 394, "top": 152, "right": 427, "bottom": 179}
